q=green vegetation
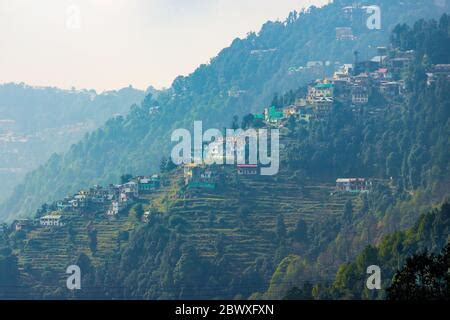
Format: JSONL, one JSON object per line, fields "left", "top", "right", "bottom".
{"left": 0, "top": 2, "right": 448, "bottom": 301}
{"left": 282, "top": 202, "right": 450, "bottom": 300}
{"left": 1, "top": 0, "right": 448, "bottom": 222}
{"left": 388, "top": 243, "right": 450, "bottom": 300}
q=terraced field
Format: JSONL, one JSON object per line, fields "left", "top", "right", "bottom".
{"left": 15, "top": 166, "right": 359, "bottom": 289}
{"left": 18, "top": 211, "right": 136, "bottom": 274}
{"left": 167, "top": 168, "right": 358, "bottom": 275}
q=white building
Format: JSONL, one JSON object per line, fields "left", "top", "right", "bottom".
{"left": 336, "top": 178, "right": 370, "bottom": 193}
{"left": 40, "top": 215, "right": 64, "bottom": 227}
{"left": 107, "top": 200, "right": 127, "bottom": 216}
{"left": 351, "top": 86, "right": 369, "bottom": 104}
{"left": 121, "top": 182, "right": 139, "bottom": 198}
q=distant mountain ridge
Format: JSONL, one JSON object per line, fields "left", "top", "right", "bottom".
{"left": 0, "top": 83, "right": 146, "bottom": 205}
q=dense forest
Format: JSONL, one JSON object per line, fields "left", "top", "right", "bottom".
{"left": 283, "top": 202, "right": 450, "bottom": 300}
{"left": 1, "top": 0, "right": 449, "bottom": 222}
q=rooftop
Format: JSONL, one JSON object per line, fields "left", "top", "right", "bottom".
{"left": 41, "top": 214, "right": 62, "bottom": 220}
{"left": 315, "top": 83, "right": 334, "bottom": 89}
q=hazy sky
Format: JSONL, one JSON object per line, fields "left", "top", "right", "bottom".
{"left": 0, "top": 0, "right": 327, "bottom": 92}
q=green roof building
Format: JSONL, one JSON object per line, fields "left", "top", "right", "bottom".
{"left": 266, "top": 106, "right": 284, "bottom": 123}
{"left": 315, "top": 83, "right": 334, "bottom": 89}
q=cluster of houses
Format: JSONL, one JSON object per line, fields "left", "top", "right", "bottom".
{"left": 63, "top": 175, "right": 160, "bottom": 217}
{"left": 179, "top": 47, "right": 424, "bottom": 188}
{"left": 261, "top": 46, "right": 417, "bottom": 124}
{"left": 182, "top": 162, "right": 265, "bottom": 190}
{"left": 10, "top": 174, "right": 161, "bottom": 231}
{"left": 183, "top": 133, "right": 266, "bottom": 189}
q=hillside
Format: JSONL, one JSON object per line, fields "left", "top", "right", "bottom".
{"left": 3, "top": 18, "right": 449, "bottom": 298}
{"left": 0, "top": 84, "right": 146, "bottom": 204}
{"left": 2, "top": 162, "right": 362, "bottom": 299}
{"left": 1, "top": 0, "right": 449, "bottom": 222}
{"left": 278, "top": 202, "right": 450, "bottom": 300}
{"left": 0, "top": 3, "right": 449, "bottom": 302}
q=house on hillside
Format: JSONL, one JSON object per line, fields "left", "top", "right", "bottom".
{"left": 332, "top": 80, "right": 351, "bottom": 102}
{"left": 87, "top": 185, "right": 110, "bottom": 205}
{"left": 427, "top": 64, "right": 450, "bottom": 86}
{"left": 336, "top": 27, "right": 355, "bottom": 41}
{"left": 70, "top": 192, "right": 87, "bottom": 209}
{"left": 388, "top": 58, "right": 411, "bottom": 74}
{"left": 107, "top": 200, "right": 124, "bottom": 216}
{"left": 121, "top": 181, "right": 139, "bottom": 198}
{"left": 138, "top": 175, "right": 160, "bottom": 193}
{"left": 13, "top": 219, "right": 33, "bottom": 232}
{"left": 355, "top": 61, "right": 380, "bottom": 74}
{"left": 308, "top": 83, "right": 334, "bottom": 100}
{"left": 56, "top": 198, "right": 72, "bottom": 211}
{"left": 336, "top": 178, "right": 371, "bottom": 193}
{"left": 432, "top": 64, "right": 450, "bottom": 76}
{"left": 237, "top": 164, "right": 259, "bottom": 175}
{"left": 371, "top": 68, "right": 391, "bottom": 81}
{"left": 143, "top": 211, "right": 151, "bottom": 223}
{"left": 370, "top": 56, "right": 388, "bottom": 67}
{"left": 40, "top": 214, "right": 65, "bottom": 227}
{"left": 264, "top": 106, "right": 284, "bottom": 124}
{"left": 184, "top": 164, "right": 217, "bottom": 189}
{"left": 254, "top": 113, "right": 265, "bottom": 121}
{"left": 342, "top": 64, "right": 354, "bottom": 76}
{"left": 333, "top": 70, "right": 352, "bottom": 83}
{"left": 312, "top": 99, "right": 334, "bottom": 118}
{"left": 307, "top": 82, "right": 334, "bottom": 117}
{"left": 379, "top": 81, "right": 404, "bottom": 97}
{"left": 351, "top": 86, "right": 369, "bottom": 105}
{"left": 283, "top": 105, "right": 300, "bottom": 118}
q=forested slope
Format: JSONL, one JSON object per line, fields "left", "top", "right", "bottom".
{"left": 2, "top": 0, "right": 448, "bottom": 222}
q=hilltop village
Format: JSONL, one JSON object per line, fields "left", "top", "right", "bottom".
{"left": 7, "top": 43, "right": 450, "bottom": 234}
